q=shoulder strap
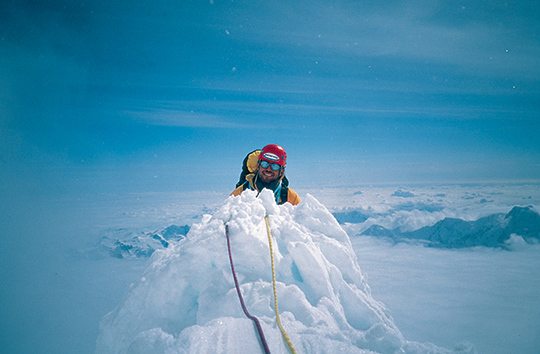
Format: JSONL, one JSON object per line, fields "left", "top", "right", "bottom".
{"left": 242, "top": 174, "right": 256, "bottom": 191}
{"left": 279, "top": 176, "right": 289, "bottom": 205}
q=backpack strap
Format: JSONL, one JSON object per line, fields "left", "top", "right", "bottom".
{"left": 241, "top": 174, "right": 256, "bottom": 191}
{"left": 278, "top": 176, "right": 290, "bottom": 205}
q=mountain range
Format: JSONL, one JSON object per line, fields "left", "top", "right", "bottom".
{"left": 361, "top": 206, "right": 540, "bottom": 248}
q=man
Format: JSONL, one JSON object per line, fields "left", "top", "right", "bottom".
{"left": 231, "top": 144, "right": 301, "bottom": 205}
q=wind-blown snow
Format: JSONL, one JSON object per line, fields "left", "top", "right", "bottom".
{"left": 96, "top": 190, "right": 456, "bottom": 354}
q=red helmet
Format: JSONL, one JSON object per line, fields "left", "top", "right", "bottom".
{"left": 259, "top": 144, "right": 287, "bottom": 166}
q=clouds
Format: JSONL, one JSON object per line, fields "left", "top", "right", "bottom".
{"left": 357, "top": 5, "right": 540, "bottom": 80}
{"left": 351, "top": 233, "right": 540, "bottom": 353}
{"left": 221, "top": 0, "right": 540, "bottom": 80}
{"left": 313, "top": 182, "right": 540, "bottom": 236}
{"left": 126, "top": 109, "right": 249, "bottom": 128}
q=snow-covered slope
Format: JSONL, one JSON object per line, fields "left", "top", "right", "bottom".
{"left": 362, "top": 206, "right": 540, "bottom": 248}
{"left": 96, "top": 190, "right": 455, "bottom": 354}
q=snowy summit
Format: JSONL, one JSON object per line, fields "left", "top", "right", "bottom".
{"left": 96, "top": 189, "right": 459, "bottom": 353}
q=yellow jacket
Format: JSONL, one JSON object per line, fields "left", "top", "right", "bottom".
{"left": 231, "top": 174, "right": 301, "bottom": 206}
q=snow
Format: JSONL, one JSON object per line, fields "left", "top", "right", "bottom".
{"left": 96, "top": 189, "right": 454, "bottom": 353}
{"left": 3, "top": 183, "right": 539, "bottom": 354}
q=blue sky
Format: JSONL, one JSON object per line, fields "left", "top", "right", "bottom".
{"left": 2, "top": 0, "right": 540, "bottom": 192}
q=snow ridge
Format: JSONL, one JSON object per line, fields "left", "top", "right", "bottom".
{"left": 96, "top": 190, "right": 457, "bottom": 353}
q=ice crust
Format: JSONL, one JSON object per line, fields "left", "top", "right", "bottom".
{"left": 96, "top": 189, "right": 454, "bottom": 354}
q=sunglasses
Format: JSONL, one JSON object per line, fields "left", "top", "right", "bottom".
{"left": 260, "top": 160, "right": 282, "bottom": 171}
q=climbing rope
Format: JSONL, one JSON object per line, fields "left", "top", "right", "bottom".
{"left": 225, "top": 223, "right": 271, "bottom": 354}
{"left": 264, "top": 215, "right": 298, "bottom": 354}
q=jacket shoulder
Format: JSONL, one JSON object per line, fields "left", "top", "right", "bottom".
{"left": 287, "top": 187, "right": 301, "bottom": 205}
{"left": 230, "top": 174, "right": 256, "bottom": 196}
{"left": 230, "top": 185, "right": 244, "bottom": 197}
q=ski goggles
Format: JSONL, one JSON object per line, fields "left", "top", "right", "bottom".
{"left": 259, "top": 160, "right": 282, "bottom": 171}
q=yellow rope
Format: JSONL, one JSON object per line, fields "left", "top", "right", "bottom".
{"left": 264, "top": 215, "right": 298, "bottom": 354}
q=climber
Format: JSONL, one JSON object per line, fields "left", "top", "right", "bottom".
{"left": 231, "top": 144, "right": 301, "bottom": 205}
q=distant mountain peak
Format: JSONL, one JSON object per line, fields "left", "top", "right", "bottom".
{"left": 504, "top": 205, "right": 540, "bottom": 239}
{"left": 505, "top": 205, "right": 536, "bottom": 219}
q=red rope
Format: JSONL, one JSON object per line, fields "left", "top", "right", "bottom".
{"left": 225, "top": 223, "right": 271, "bottom": 354}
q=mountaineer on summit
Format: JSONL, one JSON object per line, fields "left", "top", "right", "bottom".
{"left": 231, "top": 144, "right": 301, "bottom": 206}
